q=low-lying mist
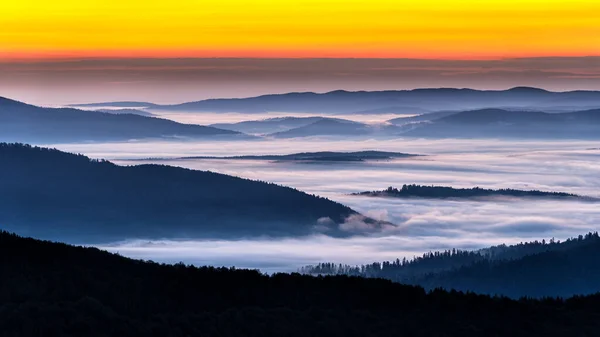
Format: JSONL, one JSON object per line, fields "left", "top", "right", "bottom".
{"left": 149, "top": 110, "right": 410, "bottom": 125}
{"left": 47, "top": 138, "right": 600, "bottom": 272}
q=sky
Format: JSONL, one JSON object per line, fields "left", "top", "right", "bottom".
{"left": 1, "top": 0, "right": 599, "bottom": 105}
{"left": 2, "top": 57, "right": 600, "bottom": 105}
{"left": 2, "top": 0, "right": 600, "bottom": 59}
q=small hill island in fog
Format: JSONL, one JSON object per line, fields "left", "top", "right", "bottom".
{"left": 353, "top": 184, "right": 593, "bottom": 201}
{"left": 142, "top": 151, "right": 419, "bottom": 163}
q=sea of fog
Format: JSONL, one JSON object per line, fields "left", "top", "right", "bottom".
{"left": 47, "top": 136, "right": 600, "bottom": 273}
{"left": 149, "top": 110, "right": 414, "bottom": 124}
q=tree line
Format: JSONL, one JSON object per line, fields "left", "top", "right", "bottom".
{"left": 2, "top": 230, "right": 600, "bottom": 336}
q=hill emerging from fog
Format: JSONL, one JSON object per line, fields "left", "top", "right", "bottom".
{"left": 387, "top": 110, "right": 461, "bottom": 125}
{"left": 0, "top": 97, "right": 241, "bottom": 143}
{"left": 0, "top": 143, "right": 387, "bottom": 242}
{"left": 142, "top": 151, "right": 419, "bottom": 163}
{"left": 68, "top": 101, "right": 158, "bottom": 109}
{"left": 95, "top": 108, "right": 155, "bottom": 117}
{"left": 353, "top": 185, "right": 594, "bottom": 201}
{"left": 269, "top": 118, "right": 402, "bottom": 138}
{"left": 77, "top": 87, "right": 600, "bottom": 113}
{"left": 403, "top": 108, "right": 600, "bottom": 139}
{"left": 4, "top": 231, "right": 600, "bottom": 336}
{"left": 210, "top": 116, "right": 325, "bottom": 134}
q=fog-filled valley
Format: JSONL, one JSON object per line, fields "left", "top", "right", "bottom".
{"left": 40, "top": 136, "right": 600, "bottom": 274}
{"left": 2, "top": 89, "right": 600, "bottom": 295}
{"left": 7, "top": 1, "right": 600, "bottom": 333}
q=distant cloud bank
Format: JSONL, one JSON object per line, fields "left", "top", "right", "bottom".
{"left": 2, "top": 57, "right": 599, "bottom": 106}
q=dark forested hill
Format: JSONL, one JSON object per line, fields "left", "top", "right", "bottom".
{"left": 301, "top": 232, "right": 600, "bottom": 298}
{"left": 354, "top": 185, "right": 592, "bottom": 201}
{"left": 416, "top": 234, "right": 600, "bottom": 298}
{"left": 0, "top": 143, "right": 377, "bottom": 242}
{"left": 0, "top": 97, "right": 240, "bottom": 143}
{"left": 2, "top": 231, "right": 600, "bottom": 337}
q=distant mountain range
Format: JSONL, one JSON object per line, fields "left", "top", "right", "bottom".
{"left": 301, "top": 232, "right": 600, "bottom": 298}
{"left": 0, "top": 97, "right": 241, "bottom": 143}
{"left": 72, "top": 87, "right": 600, "bottom": 113}
{"left": 17, "top": 88, "right": 600, "bottom": 140}
{"left": 354, "top": 185, "right": 595, "bottom": 201}
{"left": 70, "top": 101, "right": 159, "bottom": 109}
{"left": 139, "top": 151, "right": 418, "bottom": 162}
{"left": 0, "top": 143, "right": 387, "bottom": 242}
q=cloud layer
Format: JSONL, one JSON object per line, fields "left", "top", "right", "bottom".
{"left": 45, "top": 137, "right": 600, "bottom": 272}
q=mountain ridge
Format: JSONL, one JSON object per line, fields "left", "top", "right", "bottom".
{"left": 0, "top": 143, "right": 387, "bottom": 242}
{"left": 301, "top": 232, "right": 600, "bottom": 298}
{"left": 0, "top": 96, "right": 242, "bottom": 143}
{"left": 70, "top": 87, "right": 600, "bottom": 113}
{"left": 4, "top": 230, "right": 600, "bottom": 336}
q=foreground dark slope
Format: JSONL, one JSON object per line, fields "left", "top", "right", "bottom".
{"left": 416, "top": 234, "right": 600, "bottom": 298}
{"left": 302, "top": 233, "right": 600, "bottom": 298}
{"left": 148, "top": 87, "right": 600, "bottom": 113}
{"left": 0, "top": 144, "right": 364, "bottom": 241}
{"left": 2, "top": 231, "right": 600, "bottom": 337}
{"left": 0, "top": 97, "right": 239, "bottom": 143}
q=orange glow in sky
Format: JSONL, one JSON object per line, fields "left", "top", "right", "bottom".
{"left": 1, "top": 0, "right": 600, "bottom": 60}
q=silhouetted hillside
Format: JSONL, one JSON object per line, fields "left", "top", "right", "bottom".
{"left": 354, "top": 185, "right": 591, "bottom": 200}
{"left": 0, "top": 97, "right": 240, "bottom": 143}
{"left": 2, "top": 231, "right": 600, "bottom": 336}
{"left": 270, "top": 118, "right": 372, "bottom": 137}
{"left": 338, "top": 106, "right": 430, "bottom": 115}
{"left": 68, "top": 101, "right": 157, "bottom": 108}
{"left": 118, "top": 87, "right": 600, "bottom": 113}
{"left": 417, "top": 233, "right": 600, "bottom": 298}
{"left": 95, "top": 108, "right": 154, "bottom": 117}
{"left": 404, "top": 108, "right": 600, "bottom": 139}
{"left": 301, "top": 233, "right": 600, "bottom": 298}
{"left": 269, "top": 118, "right": 401, "bottom": 138}
{"left": 210, "top": 116, "right": 324, "bottom": 134}
{"left": 0, "top": 143, "right": 378, "bottom": 242}
{"left": 387, "top": 110, "right": 460, "bottom": 125}
{"left": 145, "top": 151, "right": 418, "bottom": 162}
